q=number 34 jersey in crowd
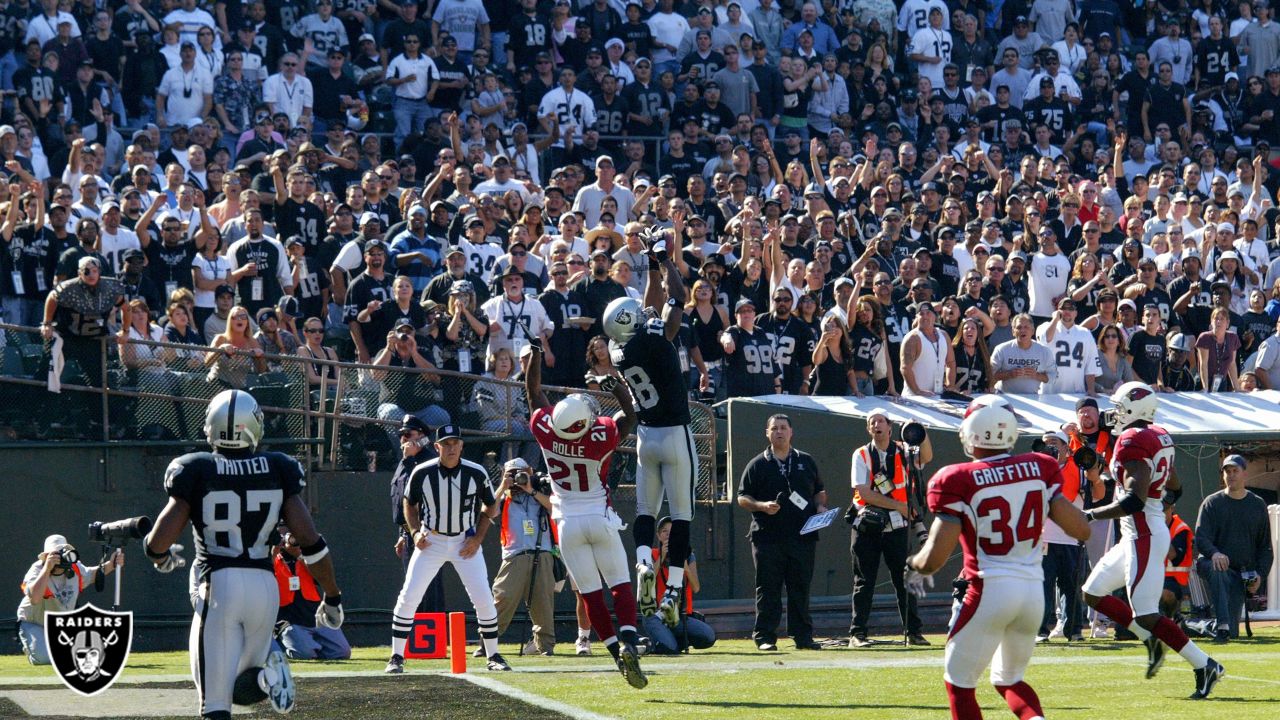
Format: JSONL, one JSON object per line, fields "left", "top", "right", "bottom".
{"left": 1110, "top": 425, "right": 1175, "bottom": 539}
{"left": 530, "top": 407, "right": 619, "bottom": 519}
{"left": 927, "top": 452, "right": 1064, "bottom": 582}
{"left": 610, "top": 318, "right": 691, "bottom": 427}
{"left": 164, "top": 450, "right": 305, "bottom": 580}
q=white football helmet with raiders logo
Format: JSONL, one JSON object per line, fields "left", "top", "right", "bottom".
{"left": 602, "top": 297, "right": 644, "bottom": 343}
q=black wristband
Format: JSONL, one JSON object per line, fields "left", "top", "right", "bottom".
{"left": 144, "top": 544, "right": 168, "bottom": 560}
{"left": 324, "top": 593, "right": 342, "bottom": 606}
{"left": 649, "top": 257, "right": 662, "bottom": 272}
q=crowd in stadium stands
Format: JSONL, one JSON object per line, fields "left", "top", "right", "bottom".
{"left": 14, "top": 0, "right": 1280, "bottom": 425}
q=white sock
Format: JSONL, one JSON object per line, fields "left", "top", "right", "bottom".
{"left": 482, "top": 636, "right": 498, "bottom": 657}
{"left": 391, "top": 637, "right": 407, "bottom": 657}
{"left": 666, "top": 566, "right": 684, "bottom": 589}
{"left": 578, "top": 627, "right": 591, "bottom": 640}
{"left": 1127, "top": 621, "right": 1151, "bottom": 641}
{"left": 1179, "top": 640, "right": 1210, "bottom": 669}
{"left": 636, "top": 546, "right": 652, "bottom": 567}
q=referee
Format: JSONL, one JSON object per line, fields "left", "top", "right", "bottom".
{"left": 737, "top": 414, "right": 826, "bottom": 652}
{"left": 386, "top": 424, "right": 510, "bottom": 673}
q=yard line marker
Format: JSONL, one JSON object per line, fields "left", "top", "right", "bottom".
{"left": 456, "top": 673, "right": 616, "bottom": 720}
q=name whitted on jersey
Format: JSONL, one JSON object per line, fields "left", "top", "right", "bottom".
{"left": 214, "top": 456, "right": 271, "bottom": 476}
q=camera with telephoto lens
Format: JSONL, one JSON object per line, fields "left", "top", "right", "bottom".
{"left": 1031, "top": 437, "right": 1055, "bottom": 457}
{"left": 1072, "top": 446, "right": 1098, "bottom": 471}
{"left": 901, "top": 421, "right": 926, "bottom": 447}
{"left": 514, "top": 470, "right": 531, "bottom": 487}
{"left": 88, "top": 516, "right": 153, "bottom": 544}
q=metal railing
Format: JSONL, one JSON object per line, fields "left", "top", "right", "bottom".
{"left": 0, "top": 323, "right": 720, "bottom": 503}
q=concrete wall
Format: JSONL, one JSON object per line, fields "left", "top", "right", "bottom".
{"left": 0, "top": 419, "right": 1242, "bottom": 653}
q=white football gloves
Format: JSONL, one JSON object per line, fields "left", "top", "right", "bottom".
{"left": 154, "top": 544, "right": 186, "bottom": 574}
{"left": 316, "top": 596, "right": 344, "bottom": 629}
{"left": 905, "top": 569, "right": 934, "bottom": 599}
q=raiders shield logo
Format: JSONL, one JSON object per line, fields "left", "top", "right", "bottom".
{"left": 44, "top": 603, "right": 133, "bottom": 696}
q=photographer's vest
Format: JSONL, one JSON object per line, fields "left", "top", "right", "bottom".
{"left": 1165, "top": 514, "right": 1193, "bottom": 587}
{"left": 853, "top": 441, "right": 908, "bottom": 507}
{"left": 274, "top": 555, "right": 320, "bottom": 605}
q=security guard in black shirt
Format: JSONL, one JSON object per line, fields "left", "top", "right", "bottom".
{"left": 737, "top": 414, "right": 826, "bottom": 652}
{"left": 389, "top": 414, "right": 444, "bottom": 613}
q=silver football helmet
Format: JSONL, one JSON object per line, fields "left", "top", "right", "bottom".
{"left": 204, "top": 389, "right": 264, "bottom": 450}
{"left": 602, "top": 297, "right": 644, "bottom": 343}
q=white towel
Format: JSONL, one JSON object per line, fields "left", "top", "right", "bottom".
{"left": 46, "top": 332, "right": 64, "bottom": 393}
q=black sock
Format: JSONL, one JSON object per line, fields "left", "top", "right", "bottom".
{"left": 632, "top": 514, "right": 655, "bottom": 552}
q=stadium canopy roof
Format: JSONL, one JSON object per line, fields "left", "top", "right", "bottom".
{"left": 737, "top": 391, "right": 1280, "bottom": 438}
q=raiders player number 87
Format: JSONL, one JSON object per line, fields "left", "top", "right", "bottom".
{"left": 602, "top": 233, "right": 699, "bottom": 629}
{"left": 144, "top": 390, "right": 344, "bottom": 720}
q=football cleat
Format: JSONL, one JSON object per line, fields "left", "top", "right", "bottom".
{"left": 487, "top": 653, "right": 512, "bottom": 671}
{"left": 472, "top": 646, "right": 486, "bottom": 658}
{"left": 658, "top": 587, "right": 682, "bottom": 628}
{"left": 847, "top": 635, "right": 870, "bottom": 649}
{"left": 1090, "top": 621, "right": 1111, "bottom": 639}
{"left": 1191, "top": 659, "right": 1224, "bottom": 699}
{"left": 617, "top": 641, "right": 648, "bottom": 689}
{"left": 258, "top": 651, "right": 295, "bottom": 714}
{"left": 907, "top": 633, "right": 931, "bottom": 646}
{"left": 636, "top": 563, "right": 657, "bottom": 617}
{"left": 575, "top": 637, "right": 592, "bottom": 656}
{"left": 384, "top": 654, "right": 404, "bottom": 674}
{"left": 1144, "top": 637, "right": 1166, "bottom": 679}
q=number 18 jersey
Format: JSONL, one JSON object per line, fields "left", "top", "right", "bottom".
{"left": 927, "top": 452, "right": 1064, "bottom": 582}
{"left": 610, "top": 318, "right": 691, "bottom": 427}
{"left": 530, "top": 407, "right": 619, "bottom": 520}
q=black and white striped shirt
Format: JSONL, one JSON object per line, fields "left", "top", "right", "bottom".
{"left": 405, "top": 458, "right": 495, "bottom": 536}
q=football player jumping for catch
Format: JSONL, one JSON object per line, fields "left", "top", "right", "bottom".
{"left": 144, "top": 390, "right": 344, "bottom": 719}
{"left": 601, "top": 229, "right": 698, "bottom": 628}
{"left": 1080, "top": 382, "right": 1224, "bottom": 699}
{"left": 909, "top": 400, "right": 1091, "bottom": 720}
{"left": 525, "top": 342, "right": 647, "bottom": 688}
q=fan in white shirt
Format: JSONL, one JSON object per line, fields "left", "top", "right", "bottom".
{"left": 1035, "top": 299, "right": 1101, "bottom": 395}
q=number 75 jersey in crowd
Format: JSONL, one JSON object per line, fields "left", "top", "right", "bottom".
{"left": 610, "top": 318, "right": 691, "bottom": 428}
{"left": 164, "top": 451, "right": 305, "bottom": 580}
{"left": 530, "top": 407, "right": 619, "bottom": 520}
{"left": 927, "top": 452, "right": 1065, "bottom": 582}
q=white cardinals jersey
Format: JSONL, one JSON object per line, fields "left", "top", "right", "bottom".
{"left": 927, "top": 452, "right": 1065, "bottom": 581}
{"left": 530, "top": 407, "right": 619, "bottom": 520}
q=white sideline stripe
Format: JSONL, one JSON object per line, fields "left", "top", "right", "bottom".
{"left": 455, "top": 673, "right": 616, "bottom": 720}
{"left": 4, "top": 651, "right": 1278, "bottom": 686}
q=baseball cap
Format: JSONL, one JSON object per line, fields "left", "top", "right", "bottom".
{"left": 399, "top": 415, "right": 430, "bottom": 436}
{"left": 122, "top": 248, "right": 144, "bottom": 263}
{"left": 435, "top": 424, "right": 462, "bottom": 442}
{"left": 1222, "top": 453, "right": 1248, "bottom": 470}
{"left": 359, "top": 211, "right": 381, "bottom": 226}
{"left": 358, "top": 33, "right": 375, "bottom": 44}
{"left": 1118, "top": 298, "right": 1137, "bottom": 312}
{"left": 214, "top": 284, "right": 235, "bottom": 298}
{"left": 1075, "top": 397, "right": 1099, "bottom": 411}
{"left": 734, "top": 298, "right": 755, "bottom": 313}
{"left": 1168, "top": 332, "right": 1191, "bottom": 352}
{"left": 77, "top": 256, "right": 100, "bottom": 272}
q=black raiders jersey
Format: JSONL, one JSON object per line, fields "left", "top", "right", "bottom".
{"left": 759, "top": 314, "right": 814, "bottom": 394}
{"left": 276, "top": 198, "right": 327, "bottom": 255}
{"left": 611, "top": 314, "right": 691, "bottom": 427}
{"left": 164, "top": 450, "right": 305, "bottom": 580}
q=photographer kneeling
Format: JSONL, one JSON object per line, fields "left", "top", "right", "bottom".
{"left": 17, "top": 535, "right": 122, "bottom": 665}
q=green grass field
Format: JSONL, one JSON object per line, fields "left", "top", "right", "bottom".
{"left": 2, "top": 630, "right": 1278, "bottom": 719}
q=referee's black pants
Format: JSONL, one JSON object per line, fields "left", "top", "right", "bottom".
{"left": 751, "top": 539, "right": 816, "bottom": 646}
{"left": 850, "top": 526, "right": 921, "bottom": 637}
